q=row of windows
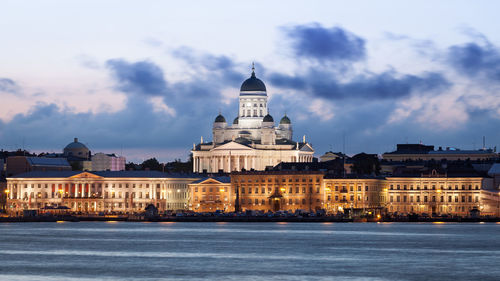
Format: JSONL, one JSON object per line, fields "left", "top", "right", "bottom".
{"left": 327, "top": 195, "right": 372, "bottom": 202}
{"left": 329, "top": 186, "right": 370, "bottom": 192}
{"left": 241, "top": 103, "right": 266, "bottom": 108}
{"left": 10, "top": 182, "right": 186, "bottom": 190}
{"left": 16, "top": 190, "right": 188, "bottom": 200}
{"left": 390, "top": 195, "right": 479, "bottom": 203}
{"left": 239, "top": 198, "right": 318, "bottom": 205}
{"left": 389, "top": 184, "right": 479, "bottom": 190}
{"left": 239, "top": 186, "right": 320, "bottom": 194}
{"left": 241, "top": 109, "right": 264, "bottom": 117}
{"left": 235, "top": 178, "right": 321, "bottom": 183}
{"left": 195, "top": 196, "right": 228, "bottom": 201}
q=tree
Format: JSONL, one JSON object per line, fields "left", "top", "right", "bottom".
{"left": 141, "top": 158, "right": 162, "bottom": 171}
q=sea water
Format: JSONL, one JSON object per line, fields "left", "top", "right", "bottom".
{"left": 0, "top": 222, "right": 498, "bottom": 280}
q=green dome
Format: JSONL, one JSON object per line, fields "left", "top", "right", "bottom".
{"left": 280, "top": 115, "right": 291, "bottom": 124}
{"left": 263, "top": 114, "right": 274, "bottom": 123}
{"left": 214, "top": 114, "right": 226, "bottom": 123}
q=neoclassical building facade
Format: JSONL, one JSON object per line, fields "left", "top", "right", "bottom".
{"left": 192, "top": 66, "right": 314, "bottom": 173}
{"left": 6, "top": 171, "right": 201, "bottom": 214}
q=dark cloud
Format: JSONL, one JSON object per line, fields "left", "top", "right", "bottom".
{"left": 0, "top": 78, "right": 18, "bottom": 94}
{"left": 172, "top": 47, "right": 246, "bottom": 86}
{"left": 269, "top": 69, "right": 449, "bottom": 100}
{"left": 284, "top": 23, "right": 365, "bottom": 62}
{"left": 448, "top": 42, "right": 500, "bottom": 81}
{"left": 106, "top": 59, "right": 169, "bottom": 96}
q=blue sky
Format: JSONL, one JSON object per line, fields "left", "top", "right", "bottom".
{"left": 1, "top": 0, "right": 500, "bottom": 162}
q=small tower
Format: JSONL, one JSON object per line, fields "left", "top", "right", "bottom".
{"left": 278, "top": 114, "right": 293, "bottom": 140}
{"left": 212, "top": 113, "right": 227, "bottom": 144}
{"left": 261, "top": 114, "right": 276, "bottom": 145}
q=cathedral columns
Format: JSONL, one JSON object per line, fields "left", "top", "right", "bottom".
{"left": 244, "top": 156, "right": 248, "bottom": 171}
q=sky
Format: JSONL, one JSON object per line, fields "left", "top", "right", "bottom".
{"left": 1, "top": 0, "right": 500, "bottom": 162}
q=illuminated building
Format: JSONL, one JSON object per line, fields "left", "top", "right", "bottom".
{"left": 385, "top": 171, "right": 489, "bottom": 216}
{"left": 6, "top": 171, "right": 201, "bottom": 213}
{"left": 91, "top": 153, "right": 126, "bottom": 171}
{"left": 323, "top": 177, "right": 385, "bottom": 215}
{"left": 231, "top": 171, "right": 324, "bottom": 212}
{"left": 192, "top": 66, "right": 314, "bottom": 173}
{"left": 188, "top": 177, "right": 232, "bottom": 212}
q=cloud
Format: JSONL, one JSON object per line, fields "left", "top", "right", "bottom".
{"left": 447, "top": 41, "right": 500, "bottom": 81}
{"left": 269, "top": 69, "right": 449, "bottom": 100}
{"left": 106, "top": 59, "right": 169, "bottom": 96}
{"left": 283, "top": 23, "right": 365, "bottom": 63}
{"left": 0, "top": 78, "right": 19, "bottom": 94}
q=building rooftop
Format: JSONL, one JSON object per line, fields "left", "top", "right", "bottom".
{"left": 8, "top": 170, "right": 202, "bottom": 179}
{"left": 26, "top": 157, "right": 70, "bottom": 167}
{"left": 191, "top": 176, "right": 231, "bottom": 184}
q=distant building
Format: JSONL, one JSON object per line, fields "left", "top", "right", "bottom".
{"left": 61, "top": 138, "right": 92, "bottom": 171}
{"left": 6, "top": 156, "right": 71, "bottom": 176}
{"left": 383, "top": 144, "right": 498, "bottom": 161}
{"left": 192, "top": 66, "right": 314, "bottom": 173}
{"left": 63, "top": 138, "right": 90, "bottom": 159}
{"left": 319, "top": 152, "right": 344, "bottom": 162}
{"left": 189, "top": 177, "right": 232, "bottom": 212}
{"left": 91, "top": 153, "right": 126, "bottom": 171}
{"left": 6, "top": 171, "right": 201, "bottom": 213}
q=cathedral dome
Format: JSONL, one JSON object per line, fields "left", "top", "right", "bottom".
{"left": 240, "top": 68, "right": 266, "bottom": 92}
{"left": 263, "top": 114, "right": 274, "bottom": 123}
{"left": 233, "top": 117, "right": 239, "bottom": 125}
{"left": 280, "top": 115, "right": 291, "bottom": 125}
{"left": 214, "top": 114, "right": 226, "bottom": 123}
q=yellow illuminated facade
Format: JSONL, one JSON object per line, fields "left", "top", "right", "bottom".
{"left": 385, "top": 175, "right": 485, "bottom": 216}
{"left": 323, "top": 178, "right": 385, "bottom": 215}
{"left": 231, "top": 171, "right": 324, "bottom": 212}
{"left": 188, "top": 177, "right": 232, "bottom": 212}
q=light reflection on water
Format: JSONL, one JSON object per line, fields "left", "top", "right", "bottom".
{"left": 0, "top": 222, "right": 498, "bottom": 281}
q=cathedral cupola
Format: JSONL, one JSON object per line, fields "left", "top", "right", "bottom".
{"left": 240, "top": 64, "right": 267, "bottom": 93}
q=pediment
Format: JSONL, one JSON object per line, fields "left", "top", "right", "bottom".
{"left": 198, "top": 178, "right": 228, "bottom": 185}
{"left": 300, "top": 143, "right": 315, "bottom": 152}
{"left": 69, "top": 172, "right": 103, "bottom": 179}
{"left": 212, "top": 141, "right": 253, "bottom": 151}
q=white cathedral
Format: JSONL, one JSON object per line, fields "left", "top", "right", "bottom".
{"left": 192, "top": 65, "right": 314, "bottom": 173}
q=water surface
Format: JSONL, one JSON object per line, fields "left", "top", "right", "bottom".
{"left": 0, "top": 222, "right": 498, "bottom": 280}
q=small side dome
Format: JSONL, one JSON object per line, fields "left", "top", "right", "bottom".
{"left": 233, "top": 117, "right": 239, "bottom": 125}
{"left": 280, "top": 115, "right": 291, "bottom": 125}
{"left": 214, "top": 114, "right": 226, "bottom": 123}
{"left": 263, "top": 114, "right": 274, "bottom": 123}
